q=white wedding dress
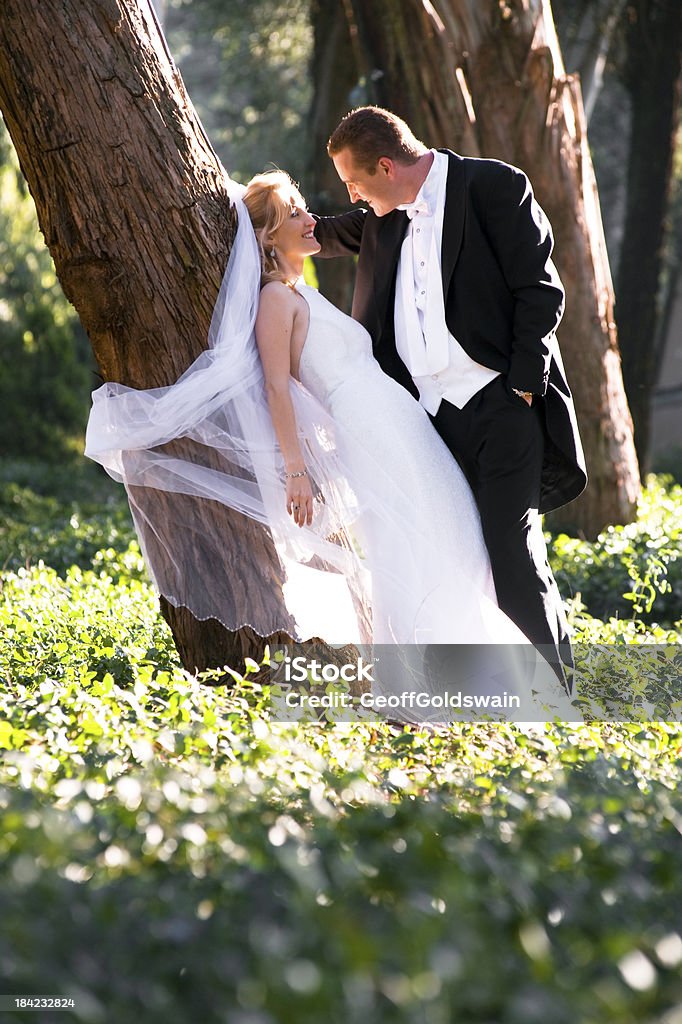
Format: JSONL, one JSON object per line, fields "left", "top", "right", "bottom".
{"left": 294, "top": 281, "right": 499, "bottom": 641}
{"left": 287, "top": 282, "right": 577, "bottom": 722}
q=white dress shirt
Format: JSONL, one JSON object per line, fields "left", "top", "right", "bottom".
{"left": 394, "top": 149, "right": 500, "bottom": 414}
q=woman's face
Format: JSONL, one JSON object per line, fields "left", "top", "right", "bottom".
{"left": 271, "top": 191, "right": 320, "bottom": 260}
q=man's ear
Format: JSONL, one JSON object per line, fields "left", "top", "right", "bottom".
{"left": 377, "top": 157, "right": 394, "bottom": 177}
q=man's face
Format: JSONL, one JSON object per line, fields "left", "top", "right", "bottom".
{"left": 331, "top": 147, "right": 400, "bottom": 217}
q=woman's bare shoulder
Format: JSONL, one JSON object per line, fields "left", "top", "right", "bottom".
{"left": 259, "top": 280, "right": 297, "bottom": 310}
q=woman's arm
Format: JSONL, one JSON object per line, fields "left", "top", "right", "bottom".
{"left": 255, "top": 282, "right": 313, "bottom": 526}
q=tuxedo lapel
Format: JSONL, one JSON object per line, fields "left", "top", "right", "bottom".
{"left": 439, "top": 150, "right": 466, "bottom": 299}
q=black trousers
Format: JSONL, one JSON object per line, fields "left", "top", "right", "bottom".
{"left": 430, "top": 374, "right": 573, "bottom": 692}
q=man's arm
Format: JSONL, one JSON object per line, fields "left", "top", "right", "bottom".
{"left": 313, "top": 208, "right": 367, "bottom": 258}
{"left": 480, "top": 162, "right": 564, "bottom": 398}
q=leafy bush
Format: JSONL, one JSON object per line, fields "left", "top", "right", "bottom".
{"left": 0, "top": 557, "right": 176, "bottom": 691}
{"left": 549, "top": 476, "right": 682, "bottom": 630}
{"left": 1, "top": 670, "right": 681, "bottom": 1023}
{"left": 0, "top": 458, "right": 135, "bottom": 576}
{"left": 0, "top": 458, "right": 680, "bottom": 718}
{"left": 1, "top": 460, "right": 681, "bottom": 1022}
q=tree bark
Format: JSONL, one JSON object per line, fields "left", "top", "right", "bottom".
{"left": 334, "top": 0, "right": 641, "bottom": 537}
{"left": 457, "top": 0, "right": 640, "bottom": 534}
{"left": 616, "top": 0, "right": 682, "bottom": 472}
{"left": 346, "top": 0, "right": 480, "bottom": 155}
{"left": 0, "top": 0, "right": 303, "bottom": 676}
{"left": 307, "top": 0, "right": 358, "bottom": 313}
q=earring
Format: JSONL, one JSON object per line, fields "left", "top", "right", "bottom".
{"left": 270, "top": 247, "right": 276, "bottom": 260}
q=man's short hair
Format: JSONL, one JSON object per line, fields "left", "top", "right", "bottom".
{"left": 327, "top": 106, "right": 427, "bottom": 173}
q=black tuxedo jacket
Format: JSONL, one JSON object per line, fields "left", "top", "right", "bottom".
{"left": 313, "top": 150, "right": 587, "bottom": 514}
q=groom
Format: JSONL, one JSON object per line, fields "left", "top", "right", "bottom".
{"left": 313, "top": 106, "right": 587, "bottom": 691}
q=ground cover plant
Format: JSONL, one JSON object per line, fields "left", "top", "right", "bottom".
{"left": 1, "top": 458, "right": 681, "bottom": 1023}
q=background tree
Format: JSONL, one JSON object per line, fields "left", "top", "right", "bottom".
{"left": 615, "top": 0, "right": 682, "bottom": 470}
{"left": 306, "top": 0, "right": 357, "bottom": 311}
{"left": 164, "top": 0, "right": 312, "bottom": 184}
{"left": 554, "top": 0, "right": 682, "bottom": 474}
{"left": 0, "top": 0, "right": 309, "bottom": 675}
{"left": 456, "top": 0, "right": 641, "bottom": 535}
{"left": 554, "top": 0, "right": 628, "bottom": 122}
{"left": 314, "top": 0, "right": 640, "bottom": 538}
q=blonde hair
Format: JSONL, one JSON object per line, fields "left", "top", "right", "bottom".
{"left": 243, "top": 170, "right": 303, "bottom": 286}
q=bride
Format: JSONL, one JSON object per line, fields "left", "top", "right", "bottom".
{"left": 85, "top": 170, "right": 577, "bottom": 722}
{"left": 244, "top": 171, "right": 508, "bottom": 641}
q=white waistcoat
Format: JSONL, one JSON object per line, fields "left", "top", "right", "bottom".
{"left": 394, "top": 149, "right": 500, "bottom": 414}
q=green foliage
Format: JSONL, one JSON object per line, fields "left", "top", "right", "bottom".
{"left": 550, "top": 475, "right": 682, "bottom": 629}
{"left": 0, "top": 457, "right": 136, "bottom": 576}
{"left": 0, "top": 457, "right": 680, "bottom": 719}
{"left": 166, "top": 0, "right": 313, "bottom": 183}
{"left": 1, "top": 674, "right": 681, "bottom": 1021}
{"left": 0, "top": 121, "right": 95, "bottom": 459}
{"left": 1, "top": 460, "right": 681, "bottom": 1021}
{"left": 0, "top": 555, "right": 175, "bottom": 691}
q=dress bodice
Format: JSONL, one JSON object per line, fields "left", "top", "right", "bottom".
{"left": 296, "top": 283, "right": 379, "bottom": 404}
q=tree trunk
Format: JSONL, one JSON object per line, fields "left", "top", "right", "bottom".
{"left": 616, "top": 0, "right": 682, "bottom": 472}
{"left": 307, "top": 0, "right": 358, "bottom": 313}
{"left": 336, "top": 0, "right": 640, "bottom": 537}
{"left": 553, "top": 0, "right": 628, "bottom": 123}
{"left": 457, "top": 0, "right": 641, "bottom": 534}
{"left": 0, "top": 0, "right": 303, "bottom": 676}
{"left": 576, "top": 0, "right": 627, "bottom": 123}
{"left": 346, "top": 0, "right": 480, "bottom": 155}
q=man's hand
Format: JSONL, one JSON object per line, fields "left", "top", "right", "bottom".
{"left": 511, "top": 387, "right": 534, "bottom": 406}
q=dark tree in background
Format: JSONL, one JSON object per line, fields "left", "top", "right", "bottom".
{"left": 306, "top": 0, "right": 482, "bottom": 314}
{"left": 615, "top": 0, "right": 682, "bottom": 471}
{"left": 553, "top": 0, "right": 682, "bottom": 475}
{"left": 306, "top": 0, "right": 357, "bottom": 312}
{"left": 457, "top": 0, "right": 641, "bottom": 537}
{"left": 311, "top": 0, "right": 641, "bottom": 538}
{"left": 340, "top": 0, "right": 481, "bottom": 154}
{"left": 554, "top": 0, "right": 628, "bottom": 123}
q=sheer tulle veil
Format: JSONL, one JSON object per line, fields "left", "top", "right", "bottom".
{"left": 85, "top": 176, "right": 375, "bottom": 642}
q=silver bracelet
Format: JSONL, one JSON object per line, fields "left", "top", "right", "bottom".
{"left": 285, "top": 469, "right": 308, "bottom": 479}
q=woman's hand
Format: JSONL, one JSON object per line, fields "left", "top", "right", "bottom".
{"left": 286, "top": 473, "right": 314, "bottom": 527}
